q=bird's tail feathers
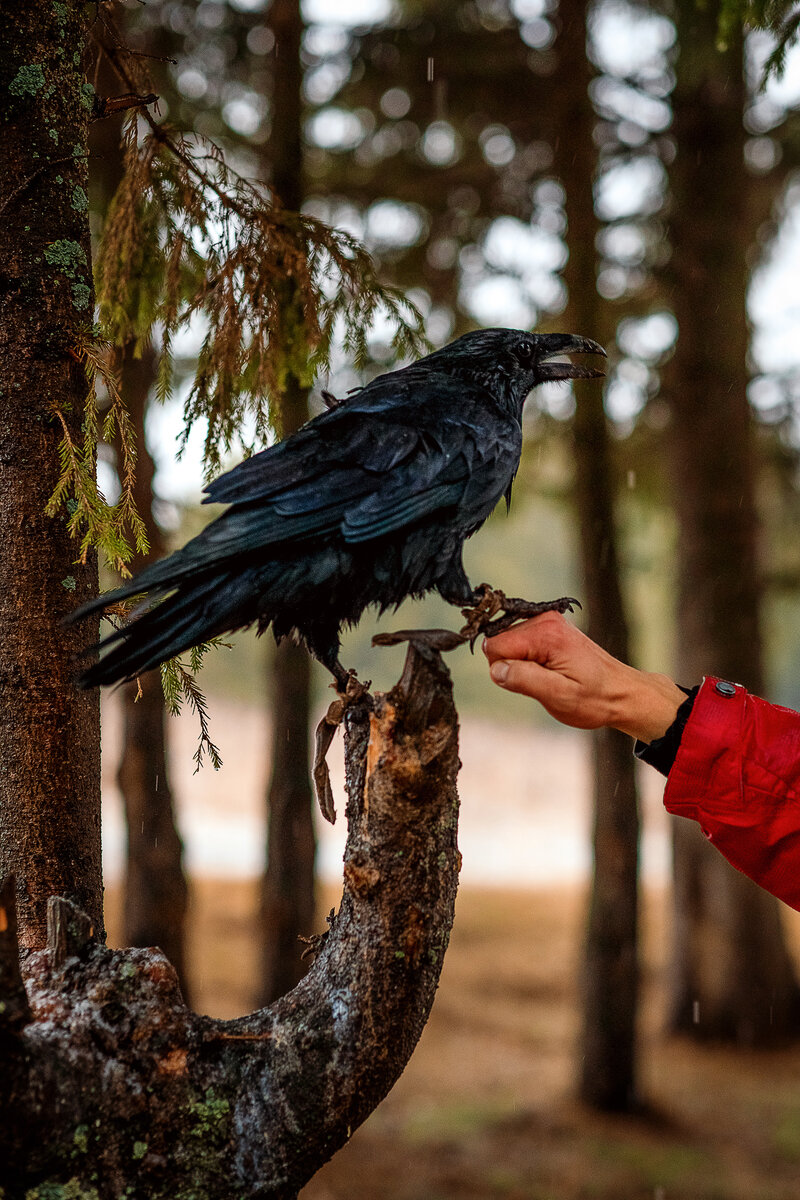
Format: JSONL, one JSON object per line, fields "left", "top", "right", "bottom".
{"left": 67, "top": 547, "right": 211, "bottom": 625}
{"left": 77, "top": 571, "right": 256, "bottom": 690}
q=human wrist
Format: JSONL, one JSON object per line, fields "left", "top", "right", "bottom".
{"left": 610, "top": 668, "right": 685, "bottom": 743}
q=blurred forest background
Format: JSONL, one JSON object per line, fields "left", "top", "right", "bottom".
{"left": 89, "top": 0, "right": 800, "bottom": 1194}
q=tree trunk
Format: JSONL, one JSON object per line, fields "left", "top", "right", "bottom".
{"left": 664, "top": 0, "right": 799, "bottom": 1042}
{"left": 0, "top": 0, "right": 102, "bottom": 947}
{"left": 258, "top": 0, "right": 316, "bottom": 1004}
{"left": 115, "top": 345, "right": 190, "bottom": 997}
{"left": 2, "top": 644, "right": 461, "bottom": 1198}
{"left": 555, "top": 0, "right": 641, "bottom": 1109}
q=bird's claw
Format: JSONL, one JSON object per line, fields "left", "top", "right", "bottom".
{"left": 313, "top": 671, "right": 372, "bottom": 824}
{"left": 478, "top": 594, "right": 581, "bottom": 643}
{"left": 459, "top": 582, "right": 507, "bottom": 649}
{"left": 459, "top": 587, "right": 581, "bottom": 650}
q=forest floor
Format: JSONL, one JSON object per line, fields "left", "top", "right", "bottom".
{"left": 105, "top": 880, "right": 800, "bottom": 1200}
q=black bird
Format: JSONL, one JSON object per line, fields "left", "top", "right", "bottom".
{"left": 73, "top": 328, "right": 605, "bottom": 690}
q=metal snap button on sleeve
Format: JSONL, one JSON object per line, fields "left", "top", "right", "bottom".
{"left": 714, "top": 680, "right": 736, "bottom": 697}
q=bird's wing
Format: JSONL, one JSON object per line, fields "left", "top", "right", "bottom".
{"left": 205, "top": 364, "right": 518, "bottom": 554}
{"left": 202, "top": 371, "right": 426, "bottom": 508}
{"left": 201, "top": 414, "right": 477, "bottom": 556}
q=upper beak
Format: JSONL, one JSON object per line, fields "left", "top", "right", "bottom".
{"left": 537, "top": 334, "right": 606, "bottom": 381}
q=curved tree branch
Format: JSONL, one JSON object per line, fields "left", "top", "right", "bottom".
{"left": 1, "top": 644, "right": 461, "bottom": 1199}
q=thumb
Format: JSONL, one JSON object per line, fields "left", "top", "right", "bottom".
{"left": 489, "top": 657, "right": 560, "bottom": 703}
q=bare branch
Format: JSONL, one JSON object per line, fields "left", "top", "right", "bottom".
{"left": 91, "top": 91, "right": 158, "bottom": 121}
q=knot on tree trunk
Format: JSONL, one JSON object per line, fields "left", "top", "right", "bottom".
{"left": 0, "top": 645, "right": 461, "bottom": 1199}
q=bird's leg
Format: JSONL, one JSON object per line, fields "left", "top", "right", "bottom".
{"left": 457, "top": 582, "right": 506, "bottom": 644}
{"left": 312, "top": 661, "right": 372, "bottom": 825}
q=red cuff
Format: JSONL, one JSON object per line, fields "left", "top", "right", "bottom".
{"left": 664, "top": 677, "right": 746, "bottom": 823}
{"left": 664, "top": 677, "right": 800, "bottom": 910}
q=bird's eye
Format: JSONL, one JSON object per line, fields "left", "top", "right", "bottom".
{"left": 513, "top": 340, "right": 536, "bottom": 365}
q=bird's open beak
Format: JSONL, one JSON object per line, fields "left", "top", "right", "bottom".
{"left": 537, "top": 335, "right": 607, "bottom": 381}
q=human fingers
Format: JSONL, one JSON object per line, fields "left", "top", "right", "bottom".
{"left": 482, "top": 611, "right": 574, "bottom": 664}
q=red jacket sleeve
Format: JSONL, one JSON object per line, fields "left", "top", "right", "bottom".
{"left": 664, "top": 676, "right": 800, "bottom": 910}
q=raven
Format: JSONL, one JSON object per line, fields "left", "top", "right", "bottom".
{"left": 73, "top": 328, "right": 604, "bottom": 690}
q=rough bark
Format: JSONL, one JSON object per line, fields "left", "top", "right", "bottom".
{"left": 258, "top": 0, "right": 317, "bottom": 1004}
{"left": 1, "top": 644, "right": 460, "bottom": 1198}
{"left": 115, "top": 346, "right": 190, "bottom": 997}
{"left": 0, "top": 0, "right": 102, "bottom": 947}
{"left": 555, "top": 0, "right": 641, "bottom": 1109}
{"left": 664, "top": 0, "right": 799, "bottom": 1042}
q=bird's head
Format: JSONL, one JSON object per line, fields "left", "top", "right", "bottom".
{"left": 423, "top": 328, "right": 606, "bottom": 412}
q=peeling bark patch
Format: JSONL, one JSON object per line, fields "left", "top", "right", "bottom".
{"left": 157, "top": 1047, "right": 188, "bottom": 1075}
{"left": 401, "top": 906, "right": 425, "bottom": 969}
{"left": 366, "top": 702, "right": 395, "bottom": 780}
{"left": 343, "top": 861, "right": 381, "bottom": 895}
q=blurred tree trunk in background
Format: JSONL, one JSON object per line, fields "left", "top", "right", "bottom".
{"left": 257, "top": 0, "right": 317, "bottom": 1005}
{"left": 88, "top": 52, "right": 190, "bottom": 998}
{"left": 556, "top": 0, "right": 641, "bottom": 1110}
{"left": 664, "top": 0, "right": 798, "bottom": 1043}
{"left": 114, "top": 345, "right": 190, "bottom": 998}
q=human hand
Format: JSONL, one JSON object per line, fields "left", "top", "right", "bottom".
{"left": 483, "top": 612, "right": 685, "bottom": 743}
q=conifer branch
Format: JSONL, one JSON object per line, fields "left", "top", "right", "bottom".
{"left": 46, "top": 336, "right": 148, "bottom": 575}
{"left": 93, "top": 109, "right": 426, "bottom": 473}
{"left": 160, "top": 643, "right": 230, "bottom": 770}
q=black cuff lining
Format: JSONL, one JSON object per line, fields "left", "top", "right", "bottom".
{"left": 634, "top": 685, "right": 700, "bottom": 777}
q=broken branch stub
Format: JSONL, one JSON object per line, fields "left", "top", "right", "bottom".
{"left": 1, "top": 644, "right": 461, "bottom": 1198}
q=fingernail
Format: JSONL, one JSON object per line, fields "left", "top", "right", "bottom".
{"left": 481, "top": 638, "right": 488, "bottom": 656}
{"left": 490, "top": 661, "right": 509, "bottom": 684}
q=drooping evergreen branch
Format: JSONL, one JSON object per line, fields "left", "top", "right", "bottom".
{"left": 46, "top": 335, "right": 149, "bottom": 575}
{"left": 94, "top": 112, "right": 427, "bottom": 474}
{"left": 91, "top": 11, "right": 427, "bottom": 473}
{"left": 160, "top": 642, "right": 230, "bottom": 770}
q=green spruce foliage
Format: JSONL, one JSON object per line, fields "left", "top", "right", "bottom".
{"left": 95, "top": 113, "right": 427, "bottom": 476}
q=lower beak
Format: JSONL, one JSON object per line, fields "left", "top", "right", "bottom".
{"left": 538, "top": 335, "right": 606, "bottom": 381}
